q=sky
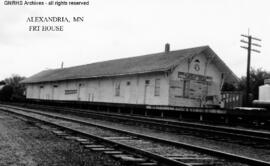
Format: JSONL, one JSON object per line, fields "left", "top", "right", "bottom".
{"left": 0, "top": 0, "right": 269, "bottom": 80}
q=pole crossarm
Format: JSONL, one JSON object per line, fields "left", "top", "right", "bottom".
{"left": 241, "top": 34, "right": 249, "bottom": 38}
{"left": 240, "top": 40, "right": 249, "bottom": 44}
{"left": 241, "top": 34, "right": 262, "bottom": 41}
{"left": 251, "top": 36, "right": 262, "bottom": 41}
{"left": 251, "top": 49, "right": 260, "bottom": 53}
{"left": 251, "top": 43, "right": 261, "bottom": 47}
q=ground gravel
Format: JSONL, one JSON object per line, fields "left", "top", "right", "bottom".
{"left": 0, "top": 112, "right": 123, "bottom": 166}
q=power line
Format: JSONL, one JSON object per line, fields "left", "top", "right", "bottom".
{"left": 240, "top": 33, "right": 262, "bottom": 106}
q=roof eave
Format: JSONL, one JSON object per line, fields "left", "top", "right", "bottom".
{"left": 203, "top": 47, "right": 239, "bottom": 83}
{"left": 22, "top": 69, "right": 170, "bottom": 84}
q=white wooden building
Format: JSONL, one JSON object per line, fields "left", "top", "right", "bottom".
{"left": 21, "top": 45, "right": 238, "bottom": 107}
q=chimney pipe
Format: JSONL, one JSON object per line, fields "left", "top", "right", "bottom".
{"left": 61, "top": 62, "right": 64, "bottom": 69}
{"left": 165, "top": 43, "right": 170, "bottom": 53}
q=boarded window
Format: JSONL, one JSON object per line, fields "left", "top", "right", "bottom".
{"left": 115, "top": 82, "right": 120, "bottom": 96}
{"left": 154, "top": 79, "right": 160, "bottom": 96}
{"left": 183, "top": 80, "right": 190, "bottom": 98}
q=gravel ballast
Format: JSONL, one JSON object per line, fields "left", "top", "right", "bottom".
{"left": 0, "top": 112, "right": 122, "bottom": 166}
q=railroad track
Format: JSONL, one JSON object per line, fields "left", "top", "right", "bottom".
{"left": 0, "top": 105, "right": 270, "bottom": 166}
{"left": 9, "top": 103, "right": 270, "bottom": 148}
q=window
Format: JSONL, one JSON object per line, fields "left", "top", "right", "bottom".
{"left": 115, "top": 82, "right": 120, "bottom": 96}
{"left": 154, "top": 79, "right": 160, "bottom": 96}
{"left": 183, "top": 80, "right": 190, "bottom": 98}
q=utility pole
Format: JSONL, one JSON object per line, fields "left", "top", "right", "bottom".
{"left": 240, "top": 33, "right": 261, "bottom": 106}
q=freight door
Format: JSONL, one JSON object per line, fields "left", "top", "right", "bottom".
{"left": 143, "top": 80, "right": 150, "bottom": 104}
{"left": 39, "top": 86, "right": 44, "bottom": 99}
{"left": 52, "top": 85, "right": 58, "bottom": 100}
{"left": 125, "top": 81, "right": 132, "bottom": 103}
{"left": 78, "top": 83, "right": 88, "bottom": 101}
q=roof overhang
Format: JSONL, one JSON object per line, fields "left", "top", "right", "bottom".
{"left": 202, "top": 47, "right": 239, "bottom": 83}
{"left": 21, "top": 69, "right": 168, "bottom": 84}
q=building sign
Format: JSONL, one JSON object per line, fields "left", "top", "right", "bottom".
{"left": 178, "top": 72, "right": 212, "bottom": 82}
{"left": 65, "top": 89, "right": 77, "bottom": 95}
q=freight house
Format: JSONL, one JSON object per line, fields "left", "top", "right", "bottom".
{"left": 21, "top": 45, "right": 239, "bottom": 107}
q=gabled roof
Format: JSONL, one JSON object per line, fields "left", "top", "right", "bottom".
{"left": 21, "top": 45, "right": 239, "bottom": 84}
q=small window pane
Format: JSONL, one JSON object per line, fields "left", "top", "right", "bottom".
{"left": 115, "top": 82, "right": 120, "bottom": 96}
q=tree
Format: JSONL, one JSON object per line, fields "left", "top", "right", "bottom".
{"left": 0, "top": 85, "right": 13, "bottom": 101}
{"left": 222, "top": 82, "right": 237, "bottom": 91}
{"left": 0, "top": 74, "right": 26, "bottom": 101}
{"left": 238, "top": 68, "right": 270, "bottom": 101}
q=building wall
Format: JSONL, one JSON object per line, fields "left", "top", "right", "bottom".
{"left": 169, "top": 53, "right": 222, "bottom": 107}
{"left": 25, "top": 72, "right": 170, "bottom": 105}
